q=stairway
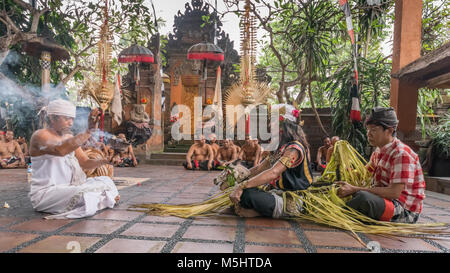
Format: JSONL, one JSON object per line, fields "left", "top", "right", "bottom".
{"left": 146, "top": 152, "right": 187, "bottom": 166}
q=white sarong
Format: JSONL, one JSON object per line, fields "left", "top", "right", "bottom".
{"left": 29, "top": 152, "right": 119, "bottom": 219}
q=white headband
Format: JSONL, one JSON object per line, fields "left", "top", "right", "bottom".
{"left": 47, "top": 99, "right": 76, "bottom": 118}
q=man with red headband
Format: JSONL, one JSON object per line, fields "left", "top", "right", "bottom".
{"left": 337, "top": 107, "right": 426, "bottom": 223}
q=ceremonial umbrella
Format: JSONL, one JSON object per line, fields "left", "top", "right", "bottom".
{"left": 187, "top": 42, "right": 224, "bottom": 104}
{"left": 118, "top": 44, "right": 154, "bottom": 103}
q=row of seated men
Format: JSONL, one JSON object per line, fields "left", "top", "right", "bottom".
{"left": 183, "top": 134, "right": 267, "bottom": 171}
{"left": 81, "top": 133, "right": 138, "bottom": 168}
{"left": 0, "top": 130, "right": 29, "bottom": 169}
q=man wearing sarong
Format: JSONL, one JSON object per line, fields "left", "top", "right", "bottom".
{"left": 216, "top": 139, "right": 238, "bottom": 167}
{"left": 111, "top": 133, "right": 138, "bottom": 167}
{"left": 28, "top": 99, "right": 120, "bottom": 219}
{"left": 208, "top": 133, "right": 220, "bottom": 162}
{"left": 183, "top": 135, "right": 215, "bottom": 171}
{"left": 0, "top": 130, "right": 26, "bottom": 168}
{"left": 336, "top": 107, "right": 425, "bottom": 223}
{"left": 238, "top": 136, "right": 261, "bottom": 169}
{"left": 229, "top": 114, "right": 314, "bottom": 218}
{"left": 325, "top": 136, "right": 340, "bottom": 163}
{"left": 17, "top": 136, "right": 31, "bottom": 164}
{"left": 315, "top": 136, "right": 331, "bottom": 172}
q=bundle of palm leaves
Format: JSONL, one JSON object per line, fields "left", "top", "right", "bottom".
{"left": 130, "top": 141, "right": 449, "bottom": 248}
{"left": 283, "top": 186, "right": 448, "bottom": 248}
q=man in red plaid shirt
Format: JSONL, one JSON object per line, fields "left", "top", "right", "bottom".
{"left": 336, "top": 107, "right": 425, "bottom": 223}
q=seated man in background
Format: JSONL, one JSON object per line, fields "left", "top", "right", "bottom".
{"left": 0, "top": 130, "right": 26, "bottom": 168}
{"left": 325, "top": 136, "right": 340, "bottom": 163}
{"left": 208, "top": 133, "right": 220, "bottom": 163}
{"left": 17, "top": 136, "right": 31, "bottom": 164}
{"left": 183, "top": 135, "right": 215, "bottom": 171}
{"left": 238, "top": 136, "right": 261, "bottom": 169}
{"left": 316, "top": 136, "right": 331, "bottom": 172}
{"left": 216, "top": 139, "right": 238, "bottom": 167}
{"left": 233, "top": 141, "right": 241, "bottom": 155}
{"left": 111, "top": 133, "right": 138, "bottom": 167}
{"left": 104, "top": 143, "right": 115, "bottom": 162}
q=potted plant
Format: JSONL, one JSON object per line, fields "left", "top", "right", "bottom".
{"left": 425, "top": 112, "right": 450, "bottom": 177}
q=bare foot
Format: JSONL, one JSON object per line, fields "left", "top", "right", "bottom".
{"left": 115, "top": 195, "right": 120, "bottom": 202}
{"left": 234, "top": 204, "right": 261, "bottom": 218}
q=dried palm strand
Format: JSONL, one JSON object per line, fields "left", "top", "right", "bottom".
{"left": 131, "top": 140, "right": 449, "bottom": 248}
{"left": 284, "top": 186, "right": 449, "bottom": 248}
{"left": 130, "top": 187, "right": 234, "bottom": 218}
{"left": 320, "top": 140, "right": 372, "bottom": 188}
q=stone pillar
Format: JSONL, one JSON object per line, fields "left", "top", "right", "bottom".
{"left": 147, "top": 57, "right": 164, "bottom": 155}
{"left": 390, "top": 0, "right": 423, "bottom": 144}
{"left": 40, "top": 51, "right": 51, "bottom": 93}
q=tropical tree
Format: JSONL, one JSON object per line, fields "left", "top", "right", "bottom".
{"left": 285, "top": 0, "right": 340, "bottom": 136}
{"left": 0, "top": 0, "right": 159, "bottom": 138}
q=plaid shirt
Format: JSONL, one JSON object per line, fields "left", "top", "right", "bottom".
{"left": 367, "top": 138, "right": 425, "bottom": 214}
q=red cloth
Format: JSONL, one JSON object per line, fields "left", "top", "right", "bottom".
{"left": 380, "top": 199, "right": 395, "bottom": 221}
{"left": 367, "top": 138, "right": 426, "bottom": 213}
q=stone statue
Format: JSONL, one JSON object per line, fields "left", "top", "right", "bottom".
{"left": 130, "top": 104, "right": 150, "bottom": 124}
{"left": 126, "top": 104, "right": 152, "bottom": 146}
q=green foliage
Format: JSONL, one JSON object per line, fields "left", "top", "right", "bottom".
{"left": 417, "top": 88, "right": 443, "bottom": 138}
{"left": 0, "top": 0, "right": 160, "bottom": 139}
{"left": 324, "top": 54, "right": 391, "bottom": 156}
{"left": 428, "top": 112, "right": 450, "bottom": 158}
{"left": 421, "top": 0, "right": 450, "bottom": 54}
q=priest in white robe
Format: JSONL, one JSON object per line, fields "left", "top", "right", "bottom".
{"left": 28, "top": 99, "right": 120, "bottom": 219}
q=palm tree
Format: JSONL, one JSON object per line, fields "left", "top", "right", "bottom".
{"left": 286, "top": 0, "right": 340, "bottom": 135}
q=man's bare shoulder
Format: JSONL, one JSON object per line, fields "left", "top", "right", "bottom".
{"left": 30, "top": 129, "right": 62, "bottom": 144}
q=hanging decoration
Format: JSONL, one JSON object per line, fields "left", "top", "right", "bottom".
{"left": 79, "top": 0, "right": 114, "bottom": 142}
{"left": 223, "top": 0, "right": 273, "bottom": 132}
{"left": 118, "top": 44, "right": 154, "bottom": 104}
{"left": 339, "top": 0, "right": 361, "bottom": 123}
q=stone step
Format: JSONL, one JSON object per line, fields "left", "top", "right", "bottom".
{"left": 145, "top": 159, "right": 185, "bottom": 166}
{"left": 150, "top": 152, "right": 186, "bottom": 160}
{"left": 425, "top": 176, "right": 450, "bottom": 195}
{"left": 164, "top": 147, "right": 190, "bottom": 153}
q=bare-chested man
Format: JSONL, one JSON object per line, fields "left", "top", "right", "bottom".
{"left": 28, "top": 99, "right": 119, "bottom": 219}
{"left": 208, "top": 133, "right": 220, "bottom": 161}
{"left": 0, "top": 130, "right": 26, "bottom": 168}
{"left": 183, "top": 135, "right": 215, "bottom": 170}
{"left": 216, "top": 139, "right": 238, "bottom": 167}
{"left": 316, "top": 136, "right": 331, "bottom": 172}
{"left": 17, "top": 136, "right": 31, "bottom": 164}
{"left": 326, "top": 136, "right": 340, "bottom": 163}
{"left": 238, "top": 136, "right": 261, "bottom": 169}
{"left": 111, "top": 133, "right": 138, "bottom": 167}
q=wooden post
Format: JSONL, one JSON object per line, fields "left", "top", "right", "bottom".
{"left": 41, "top": 51, "right": 51, "bottom": 93}
{"left": 390, "top": 0, "right": 423, "bottom": 145}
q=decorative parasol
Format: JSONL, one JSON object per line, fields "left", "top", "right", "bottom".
{"left": 187, "top": 42, "right": 224, "bottom": 63}
{"left": 186, "top": 0, "right": 224, "bottom": 105}
{"left": 22, "top": 25, "right": 70, "bottom": 94}
{"left": 118, "top": 44, "right": 154, "bottom": 104}
{"left": 118, "top": 44, "right": 154, "bottom": 63}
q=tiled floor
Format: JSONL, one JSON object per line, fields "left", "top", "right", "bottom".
{"left": 0, "top": 165, "right": 449, "bottom": 253}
